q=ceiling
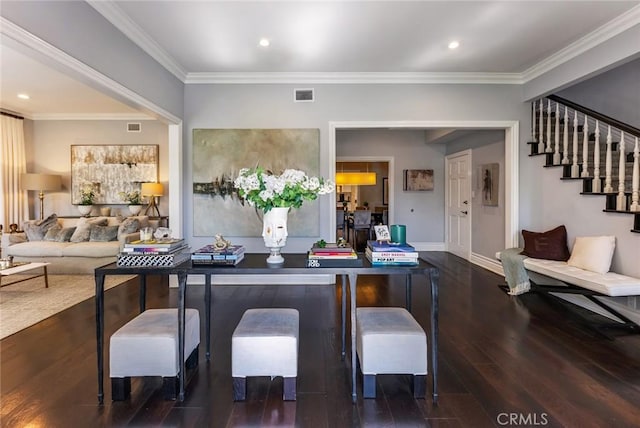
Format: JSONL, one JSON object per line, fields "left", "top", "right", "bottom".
{"left": 1, "top": 1, "right": 639, "bottom": 118}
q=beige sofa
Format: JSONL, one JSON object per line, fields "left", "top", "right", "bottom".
{"left": 1, "top": 215, "right": 158, "bottom": 274}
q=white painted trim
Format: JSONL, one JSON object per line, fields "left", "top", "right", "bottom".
{"left": 168, "top": 123, "right": 183, "bottom": 238}
{"left": 470, "top": 252, "right": 504, "bottom": 276}
{"left": 185, "top": 72, "right": 524, "bottom": 85}
{"left": 29, "top": 113, "right": 156, "bottom": 121}
{"left": 87, "top": 0, "right": 187, "bottom": 81}
{"left": 521, "top": 4, "right": 640, "bottom": 83}
{"left": 185, "top": 274, "right": 335, "bottom": 285}
{"left": 330, "top": 120, "right": 519, "bottom": 253}
{"left": 413, "top": 242, "right": 447, "bottom": 252}
{"left": 445, "top": 149, "right": 473, "bottom": 260}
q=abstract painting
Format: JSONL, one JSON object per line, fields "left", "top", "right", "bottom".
{"left": 403, "top": 169, "right": 434, "bottom": 191}
{"left": 70, "top": 145, "right": 158, "bottom": 204}
{"left": 192, "top": 129, "right": 320, "bottom": 237}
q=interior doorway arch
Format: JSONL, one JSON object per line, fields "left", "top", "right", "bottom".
{"left": 329, "top": 121, "right": 519, "bottom": 254}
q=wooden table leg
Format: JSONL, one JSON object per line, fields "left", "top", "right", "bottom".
{"left": 43, "top": 266, "right": 49, "bottom": 288}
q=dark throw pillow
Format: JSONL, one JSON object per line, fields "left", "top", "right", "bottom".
{"left": 89, "top": 225, "right": 119, "bottom": 242}
{"left": 521, "top": 225, "right": 570, "bottom": 261}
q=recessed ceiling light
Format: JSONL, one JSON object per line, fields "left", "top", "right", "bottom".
{"left": 448, "top": 41, "right": 460, "bottom": 50}
{"left": 259, "top": 38, "right": 270, "bottom": 47}
{"left": 17, "top": 93, "right": 30, "bottom": 100}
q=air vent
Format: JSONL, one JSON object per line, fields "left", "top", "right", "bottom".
{"left": 294, "top": 88, "right": 314, "bottom": 102}
{"left": 127, "top": 123, "right": 141, "bottom": 132}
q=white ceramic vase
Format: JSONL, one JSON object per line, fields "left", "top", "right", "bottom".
{"left": 128, "top": 205, "right": 142, "bottom": 215}
{"left": 77, "top": 205, "right": 93, "bottom": 216}
{"left": 262, "top": 207, "right": 289, "bottom": 264}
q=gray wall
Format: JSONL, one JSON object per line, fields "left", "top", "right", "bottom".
{"left": 184, "top": 83, "right": 529, "bottom": 254}
{"left": 556, "top": 58, "right": 640, "bottom": 128}
{"left": 1, "top": 0, "right": 184, "bottom": 120}
{"left": 27, "top": 120, "right": 169, "bottom": 220}
{"left": 337, "top": 129, "right": 446, "bottom": 244}
{"left": 447, "top": 131, "right": 506, "bottom": 259}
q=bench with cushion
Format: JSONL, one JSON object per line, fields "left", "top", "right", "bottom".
{"left": 497, "top": 228, "right": 640, "bottom": 336}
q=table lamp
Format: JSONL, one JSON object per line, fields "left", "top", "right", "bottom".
{"left": 21, "top": 173, "right": 62, "bottom": 220}
{"left": 141, "top": 182, "right": 163, "bottom": 217}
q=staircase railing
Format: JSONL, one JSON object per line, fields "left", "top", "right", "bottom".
{"left": 529, "top": 96, "right": 640, "bottom": 232}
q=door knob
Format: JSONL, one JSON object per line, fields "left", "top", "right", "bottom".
{"left": 461, "top": 210, "right": 468, "bottom": 215}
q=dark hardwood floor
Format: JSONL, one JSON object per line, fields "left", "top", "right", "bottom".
{"left": 2, "top": 252, "right": 640, "bottom": 427}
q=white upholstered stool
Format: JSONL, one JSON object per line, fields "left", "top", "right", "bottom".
{"left": 232, "top": 308, "right": 299, "bottom": 401}
{"left": 110, "top": 308, "right": 200, "bottom": 401}
{"left": 356, "top": 307, "right": 427, "bottom": 399}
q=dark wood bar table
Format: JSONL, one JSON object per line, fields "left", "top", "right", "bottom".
{"left": 94, "top": 254, "right": 439, "bottom": 404}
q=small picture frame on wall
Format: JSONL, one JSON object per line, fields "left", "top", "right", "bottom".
{"left": 481, "top": 163, "right": 499, "bottom": 206}
{"left": 403, "top": 169, "right": 434, "bottom": 191}
{"left": 382, "top": 177, "right": 389, "bottom": 205}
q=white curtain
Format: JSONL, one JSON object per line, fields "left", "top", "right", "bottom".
{"left": 0, "top": 114, "right": 28, "bottom": 230}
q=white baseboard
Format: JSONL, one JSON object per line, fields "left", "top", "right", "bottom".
{"left": 413, "top": 242, "right": 447, "bottom": 251}
{"left": 470, "top": 252, "right": 504, "bottom": 276}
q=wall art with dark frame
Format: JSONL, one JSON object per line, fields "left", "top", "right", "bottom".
{"left": 403, "top": 169, "right": 434, "bottom": 191}
{"left": 382, "top": 177, "right": 389, "bottom": 205}
{"left": 70, "top": 145, "right": 159, "bottom": 204}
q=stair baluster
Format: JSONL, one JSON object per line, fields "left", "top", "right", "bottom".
{"left": 561, "top": 107, "right": 569, "bottom": 165}
{"left": 616, "top": 132, "right": 627, "bottom": 211}
{"left": 546, "top": 100, "right": 553, "bottom": 153}
{"left": 581, "top": 115, "right": 590, "bottom": 177}
{"left": 604, "top": 125, "right": 614, "bottom": 193}
{"left": 571, "top": 111, "right": 580, "bottom": 178}
{"left": 631, "top": 137, "right": 639, "bottom": 212}
{"left": 538, "top": 99, "right": 545, "bottom": 154}
{"left": 554, "top": 104, "right": 561, "bottom": 164}
{"left": 593, "top": 121, "right": 602, "bottom": 193}
{"left": 531, "top": 101, "right": 537, "bottom": 143}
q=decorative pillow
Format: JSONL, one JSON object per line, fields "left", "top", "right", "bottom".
{"left": 70, "top": 217, "right": 108, "bottom": 243}
{"left": 521, "top": 225, "right": 570, "bottom": 261}
{"left": 43, "top": 224, "right": 62, "bottom": 242}
{"left": 23, "top": 214, "right": 58, "bottom": 241}
{"left": 117, "top": 217, "right": 140, "bottom": 239}
{"left": 57, "top": 227, "right": 76, "bottom": 242}
{"left": 89, "top": 225, "right": 119, "bottom": 242}
{"left": 567, "top": 236, "right": 616, "bottom": 274}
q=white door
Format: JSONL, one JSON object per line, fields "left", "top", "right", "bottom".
{"left": 446, "top": 150, "right": 471, "bottom": 259}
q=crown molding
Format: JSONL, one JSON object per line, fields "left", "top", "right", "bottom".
{"left": 87, "top": 0, "right": 187, "bottom": 82}
{"left": 29, "top": 113, "right": 157, "bottom": 121}
{"left": 521, "top": 4, "right": 640, "bottom": 83}
{"left": 184, "top": 71, "right": 524, "bottom": 85}
{"left": 1, "top": 17, "right": 179, "bottom": 124}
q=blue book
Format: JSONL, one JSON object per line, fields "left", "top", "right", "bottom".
{"left": 367, "top": 240, "right": 415, "bottom": 253}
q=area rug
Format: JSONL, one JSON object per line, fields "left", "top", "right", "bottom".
{"left": 0, "top": 274, "right": 136, "bottom": 339}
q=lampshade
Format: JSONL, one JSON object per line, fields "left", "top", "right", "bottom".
{"left": 141, "top": 182, "right": 164, "bottom": 196}
{"left": 21, "top": 173, "right": 62, "bottom": 191}
{"left": 335, "top": 172, "right": 377, "bottom": 186}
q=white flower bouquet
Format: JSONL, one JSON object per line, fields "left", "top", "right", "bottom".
{"left": 234, "top": 167, "right": 335, "bottom": 212}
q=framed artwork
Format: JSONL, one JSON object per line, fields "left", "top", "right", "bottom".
{"left": 382, "top": 177, "right": 389, "bottom": 205}
{"left": 70, "top": 145, "right": 158, "bottom": 204}
{"left": 192, "top": 128, "right": 320, "bottom": 237}
{"left": 403, "top": 169, "right": 434, "bottom": 191}
{"left": 481, "top": 163, "right": 499, "bottom": 206}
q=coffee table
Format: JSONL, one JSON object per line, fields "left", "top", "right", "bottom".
{"left": 0, "top": 262, "right": 50, "bottom": 288}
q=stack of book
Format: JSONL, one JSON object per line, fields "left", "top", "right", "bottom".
{"left": 365, "top": 240, "right": 419, "bottom": 266}
{"left": 191, "top": 244, "right": 245, "bottom": 266}
{"left": 307, "top": 243, "right": 362, "bottom": 268}
{"left": 118, "top": 238, "right": 190, "bottom": 267}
